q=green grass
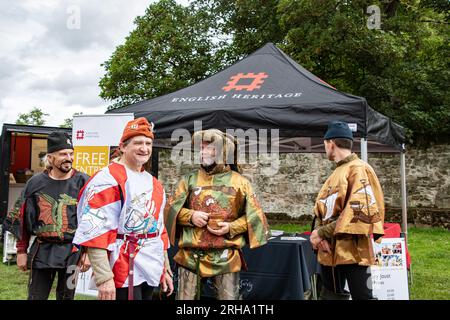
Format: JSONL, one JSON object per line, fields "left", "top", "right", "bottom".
{"left": 269, "top": 224, "right": 450, "bottom": 300}
{"left": 270, "top": 223, "right": 311, "bottom": 234}
{"left": 1, "top": 225, "right": 449, "bottom": 300}
{"left": 0, "top": 251, "right": 96, "bottom": 300}
{"left": 0, "top": 258, "right": 30, "bottom": 300}
{"left": 407, "top": 227, "right": 450, "bottom": 300}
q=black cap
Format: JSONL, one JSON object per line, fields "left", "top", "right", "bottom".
{"left": 47, "top": 131, "right": 73, "bottom": 153}
{"left": 324, "top": 121, "right": 353, "bottom": 141}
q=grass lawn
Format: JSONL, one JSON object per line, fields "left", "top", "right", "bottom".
{"left": 270, "top": 224, "right": 450, "bottom": 300}
{"left": 407, "top": 227, "right": 450, "bottom": 300}
{"left": 0, "top": 225, "right": 448, "bottom": 300}
{"left": 0, "top": 257, "right": 96, "bottom": 300}
{"left": 0, "top": 244, "right": 96, "bottom": 300}
{"left": 0, "top": 258, "right": 30, "bottom": 300}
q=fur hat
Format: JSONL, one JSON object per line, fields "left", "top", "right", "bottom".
{"left": 192, "top": 129, "right": 239, "bottom": 169}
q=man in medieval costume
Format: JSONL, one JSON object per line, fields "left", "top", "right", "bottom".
{"left": 14, "top": 131, "right": 90, "bottom": 300}
{"left": 73, "top": 117, "right": 173, "bottom": 300}
{"left": 165, "top": 129, "right": 269, "bottom": 300}
{"left": 310, "top": 121, "right": 385, "bottom": 300}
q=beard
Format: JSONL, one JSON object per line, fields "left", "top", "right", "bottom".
{"left": 201, "top": 155, "right": 215, "bottom": 166}
{"left": 201, "top": 162, "right": 217, "bottom": 173}
{"left": 55, "top": 160, "right": 73, "bottom": 173}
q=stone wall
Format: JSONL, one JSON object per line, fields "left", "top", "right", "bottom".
{"left": 157, "top": 144, "right": 450, "bottom": 229}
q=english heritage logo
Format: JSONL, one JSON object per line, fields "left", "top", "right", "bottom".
{"left": 75, "top": 129, "right": 100, "bottom": 140}
{"left": 76, "top": 130, "right": 85, "bottom": 140}
{"left": 222, "top": 72, "right": 268, "bottom": 92}
{"left": 170, "top": 71, "right": 303, "bottom": 104}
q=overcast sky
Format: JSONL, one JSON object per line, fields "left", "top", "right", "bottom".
{"left": 0, "top": 0, "right": 189, "bottom": 129}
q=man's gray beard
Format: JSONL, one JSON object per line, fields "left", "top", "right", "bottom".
{"left": 201, "top": 156, "right": 215, "bottom": 166}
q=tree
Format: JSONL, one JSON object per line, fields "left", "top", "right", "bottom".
{"left": 276, "top": 0, "right": 449, "bottom": 144}
{"left": 60, "top": 112, "right": 83, "bottom": 128}
{"left": 15, "top": 107, "right": 49, "bottom": 126}
{"left": 420, "top": 0, "right": 450, "bottom": 18}
{"left": 100, "top": 0, "right": 449, "bottom": 144}
{"left": 100, "top": 0, "right": 222, "bottom": 110}
{"left": 193, "top": 0, "right": 285, "bottom": 63}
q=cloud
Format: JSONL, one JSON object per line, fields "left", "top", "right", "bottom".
{"left": 0, "top": 57, "right": 27, "bottom": 97}
{"left": 32, "top": 1, "right": 146, "bottom": 52}
{"left": 0, "top": 0, "right": 167, "bottom": 128}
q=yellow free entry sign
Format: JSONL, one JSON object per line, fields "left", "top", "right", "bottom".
{"left": 74, "top": 146, "right": 110, "bottom": 175}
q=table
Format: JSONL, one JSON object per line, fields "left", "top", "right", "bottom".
{"left": 168, "top": 234, "right": 317, "bottom": 300}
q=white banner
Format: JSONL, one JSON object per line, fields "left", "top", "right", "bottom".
{"left": 72, "top": 114, "right": 134, "bottom": 176}
{"left": 371, "top": 238, "right": 410, "bottom": 300}
{"left": 72, "top": 113, "right": 134, "bottom": 297}
{"left": 72, "top": 114, "right": 134, "bottom": 146}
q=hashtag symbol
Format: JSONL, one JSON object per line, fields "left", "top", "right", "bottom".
{"left": 76, "top": 130, "right": 84, "bottom": 140}
{"left": 222, "top": 72, "right": 268, "bottom": 92}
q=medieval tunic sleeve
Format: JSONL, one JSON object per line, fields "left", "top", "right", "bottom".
{"left": 177, "top": 208, "right": 195, "bottom": 226}
{"left": 73, "top": 167, "right": 122, "bottom": 250}
{"left": 317, "top": 221, "right": 337, "bottom": 240}
{"left": 14, "top": 178, "right": 43, "bottom": 253}
{"left": 71, "top": 166, "right": 122, "bottom": 286}
{"left": 164, "top": 176, "right": 191, "bottom": 245}
{"left": 14, "top": 190, "right": 31, "bottom": 254}
{"left": 87, "top": 247, "right": 114, "bottom": 286}
{"left": 242, "top": 180, "right": 269, "bottom": 249}
{"left": 4, "top": 189, "right": 26, "bottom": 244}
{"left": 228, "top": 215, "right": 248, "bottom": 238}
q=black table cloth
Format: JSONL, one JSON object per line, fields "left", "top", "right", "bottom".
{"left": 168, "top": 234, "right": 317, "bottom": 300}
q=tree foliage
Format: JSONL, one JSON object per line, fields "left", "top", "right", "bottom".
{"left": 15, "top": 107, "right": 48, "bottom": 126}
{"left": 100, "top": 0, "right": 449, "bottom": 144}
{"left": 193, "top": 0, "right": 285, "bottom": 63}
{"left": 99, "top": 0, "right": 222, "bottom": 110}
{"left": 277, "top": 0, "right": 449, "bottom": 144}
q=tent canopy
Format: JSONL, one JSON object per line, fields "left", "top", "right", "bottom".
{"left": 108, "top": 42, "right": 405, "bottom": 153}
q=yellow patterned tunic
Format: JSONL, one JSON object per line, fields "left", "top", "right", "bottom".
{"left": 165, "top": 165, "right": 269, "bottom": 277}
{"left": 314, "top": 154, "right": 385, "bottom": 267}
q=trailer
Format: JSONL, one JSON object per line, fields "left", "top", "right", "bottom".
{"left": 0, "top": 124, "right": 71, "bottom": 262}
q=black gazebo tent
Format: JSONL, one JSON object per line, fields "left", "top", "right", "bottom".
{"left": 108, "top": 42, "right": 408, "bottom": 233}
{"left": 108, "top": 43, "right": 404, "bottom": 152}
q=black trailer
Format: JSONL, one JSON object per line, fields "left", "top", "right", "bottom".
{"left": 0, "top": 124, "right": 71, "bottom": 225}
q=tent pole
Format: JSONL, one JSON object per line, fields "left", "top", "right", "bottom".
{"left": 400, "top": 145, "right": 412, "bottom": 286}
{"left": 400, "top": 147, "right": 408, "bottom": 237}
{"left": 361, "top": 138, "right": 368, "bottom": 162}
